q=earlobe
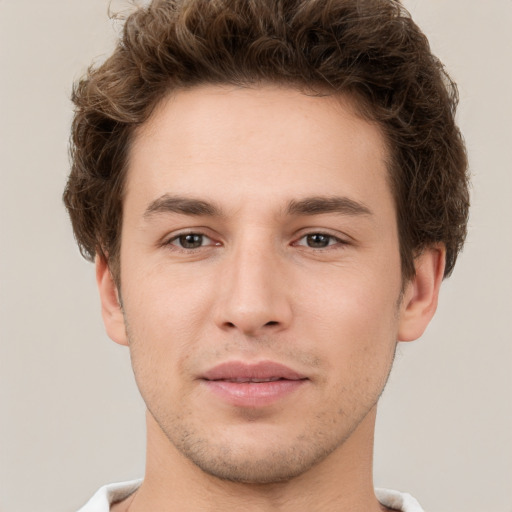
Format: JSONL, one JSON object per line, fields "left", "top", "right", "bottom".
{"left": 95, "top": 255, "right": 129, "bottom": 346}
{"left": 397, "top": 245, "right": 446, "bottom": 342}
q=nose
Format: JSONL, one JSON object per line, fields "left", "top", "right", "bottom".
{"left": 214, "top": 242, "right": 293, "bottom": 336}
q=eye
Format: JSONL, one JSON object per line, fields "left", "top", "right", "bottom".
{"left": 168, "top": 233, "right": 216, "bottom": 249}
{"left": 295, "top": 233, "right": 343, "bottom": 248}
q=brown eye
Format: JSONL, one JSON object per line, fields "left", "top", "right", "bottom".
{"left": 179, "top": 234, "right": 203, "bottom": 248}
{"left": 305, "top": 234, "right": 331, "bottom": 248}
{"left": 170, "top": 233, "right": 209, "bottom": 249}
{"left": 293, "top": 232, "right": 346, "bottom": 250}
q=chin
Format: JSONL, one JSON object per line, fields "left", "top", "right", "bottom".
{"left": 182, "top": 444, "right": 330, "bottom": 484}
{"left": 165, "top": 420, "right": 350, "bottom": 485}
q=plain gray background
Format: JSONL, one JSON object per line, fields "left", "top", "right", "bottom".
{"left": 1, "top": 1, "right": 511, "bottom": 511}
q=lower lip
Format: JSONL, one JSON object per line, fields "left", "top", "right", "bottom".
{"left": 202, "top": 379, "right": 306, "bottom": 407}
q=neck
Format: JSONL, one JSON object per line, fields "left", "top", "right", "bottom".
{"left": 124, "top": 406, "right": 388, "bottom": 512}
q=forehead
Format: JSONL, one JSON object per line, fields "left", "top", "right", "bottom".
{"left": 125, "top": 84, "right": 392, "bottom": 220}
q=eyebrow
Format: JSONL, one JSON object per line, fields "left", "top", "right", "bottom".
{"left": 143, "top": 195, "right": 222, "bottom": 218}
{"left": 286, "top": 196, "right": 372, "bottom": 217}
{"left": 142, "top": 194, "right": 372, "bottom": 220}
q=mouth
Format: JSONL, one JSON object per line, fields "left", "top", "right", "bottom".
{"left": 200, "top": 361, "right": 308, "bottom": 407}
{"left": 216, "top": 377, "right": 288, "bottom": 383}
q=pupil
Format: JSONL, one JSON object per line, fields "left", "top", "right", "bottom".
{"left": 307, "top": 234, "right": 329, "bottom": 248}
{"left": 180, "top": 234, "right": 202, "bottom": 248}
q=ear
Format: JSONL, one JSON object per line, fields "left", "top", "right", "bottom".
{"left": 95, "top": 254, "right": 129, "bottom": 346}
{"left": 397, "top": 245, "right": 446, "bottom": 342}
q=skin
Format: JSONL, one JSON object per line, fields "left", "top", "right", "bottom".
{"left": 97, "top": 85, "right": 445, "bottom": 512}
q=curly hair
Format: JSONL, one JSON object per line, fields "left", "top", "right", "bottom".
{"left": 63, "top": 0, "right": 469, "bottom": 283}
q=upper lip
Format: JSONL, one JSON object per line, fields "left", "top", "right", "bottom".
{"left": 201, "top": 361, "right": 307, "bottom": 382}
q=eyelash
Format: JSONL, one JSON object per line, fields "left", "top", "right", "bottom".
{"left": 293, "top": 232, "right": 347, "bottom": 249}
{"left": 166, "top": 232, "right": 219, "bottom": 251}
{"left": 164, "top": 231, "right": 347, "bottom": 251}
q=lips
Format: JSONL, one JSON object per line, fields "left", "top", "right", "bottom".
{"left": 202, "top": 361, "right": 306, "bottom": 382}
{"left": 219, "top": 377, "right": 284, "bottom": 383}
{"left": 200, "top": 361, "right": 307, "bottom": 407}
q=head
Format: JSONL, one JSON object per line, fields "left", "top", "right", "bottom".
{"left": 63, "top": 0, "right": 469, "bottom": 486}
{"left": 64, "top": 0, "right": 469, "bottom": 286}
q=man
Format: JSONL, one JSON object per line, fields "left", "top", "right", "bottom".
{"left": 64, "top": 0, "right": 469, "bottom": 510}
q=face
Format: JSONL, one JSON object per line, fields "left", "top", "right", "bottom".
{"left": 108, "top": 85, "right": 411, "bottom": 483}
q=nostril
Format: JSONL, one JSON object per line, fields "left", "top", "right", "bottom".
{"left": 265, "top": 321, "right": 279, "bottom": 327}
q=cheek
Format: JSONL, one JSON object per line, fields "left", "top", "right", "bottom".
{"left": 126, "top": 311, "right": 198, "bottom": 420}
{"left": 120, "top": 270, "right": 214, "bottom": 393}
{"left": 298, "top": 265, "right": 400, "bottom": 380}
{"left": 299, "top": 259, "right": 401, "bottom": 331}
{"left": 121, "top": 255, "right": 214, "bottom": 329}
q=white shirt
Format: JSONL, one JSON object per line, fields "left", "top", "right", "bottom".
{"left": 77, "top": 480, "right": 425, "bottom": 511}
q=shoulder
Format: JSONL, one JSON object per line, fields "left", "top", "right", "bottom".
{"left": 375, "top": 488, "right": 425, "bottom": 512}
{"left": 77, "top": 480, "right": 142, "bottom": 512}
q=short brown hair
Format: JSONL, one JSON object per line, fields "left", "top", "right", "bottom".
{"left": 63, "top": 0, "right": 469, "bottom": 282}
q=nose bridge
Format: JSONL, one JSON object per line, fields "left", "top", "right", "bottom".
{"left": 215, "top": 232, "right": 291, "bottom": 335}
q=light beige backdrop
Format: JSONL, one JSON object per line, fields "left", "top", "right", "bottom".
{"left": 1, "top": 1, "right": 511, "bottom": 511}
